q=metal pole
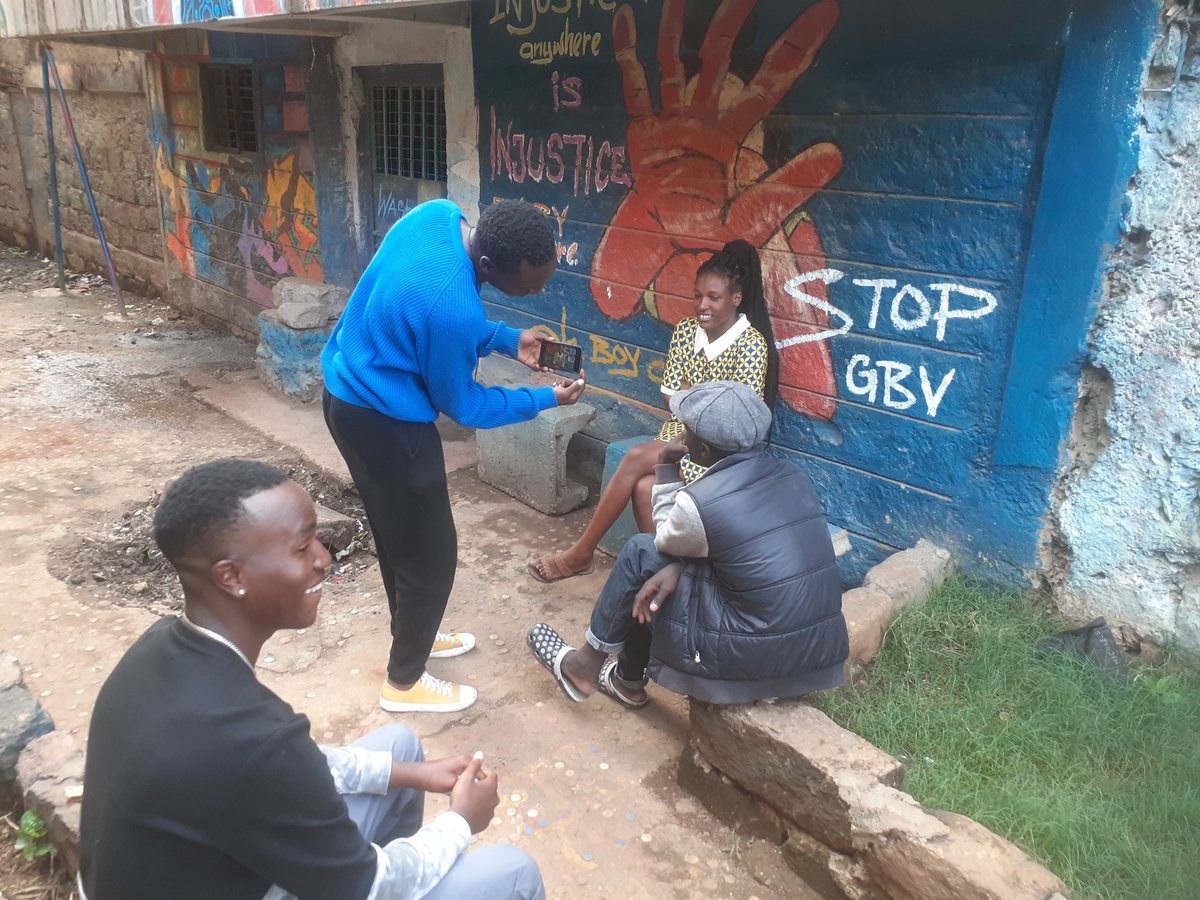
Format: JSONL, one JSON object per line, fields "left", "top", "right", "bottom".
{"left": 45, "top": 46, "right": 126, "bottom": 316}
{"left": 40, "top": 44, "right": 65, "bottom": 292}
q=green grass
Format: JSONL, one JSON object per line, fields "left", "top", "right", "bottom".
{"left": 820, "top": 576, "right": 1200, "bottom": 900}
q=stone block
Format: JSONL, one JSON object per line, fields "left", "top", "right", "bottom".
{"left": 81, "top": 62, "right": 144, "bottom": 95}
{"left": 476, "top": 404, "right": 597, "bottom": 515}
{"left": 272, "top": 277, "right": 350, "bottom": 329}
{"left": 0, "top": 655, "right": 54, "bottom": 807}
{"left": 16, "top": 731, "right": 84, "bottom": 874}
{"left": 864, "top": 809, "right": 1068, "bottom": 900}
{"left": 782, "top": 826, "right": 882, "bottom": 900}
{"left": 315, "top": 503, "right": 356, "bottom": 553}
{"left": 255, "top": 310, "right": 333, "bottom": 403}
{"left": 863, "top": 539, "right": 955, "bottom": 613}
{"left": 0, "top": 652, "right": 21, "bottom": 691}
{"left": 15, "top": 730, "right": 79, "bottom": 784}
{"left": 690, "top": 701, "right": 907, "bottom": 853}
{"left": 842, "top": 586, "right": 894, "bottom": 666}
{"left": 677, "top": 744, "right": 786, "bottom": 843}
{"left": 24, "top": 62, "right": 82, "bottom": 91}
{"left": 851, "top": 781, "right": 950, "bottom": 853}
{"left": 283, "top": 99, "right": 309, "bottom": 132}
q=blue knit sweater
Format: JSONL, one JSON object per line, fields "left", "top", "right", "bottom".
{"left": 322, "top": 200, "right": 557, "bottom": 428}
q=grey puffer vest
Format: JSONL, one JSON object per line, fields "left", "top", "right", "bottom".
{"left": 647, "top": 449, "right": 848, "bottom": 703}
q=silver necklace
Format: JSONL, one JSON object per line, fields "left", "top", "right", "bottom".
{"left": 179, "top": 614, "right": 254, "bottom": 671}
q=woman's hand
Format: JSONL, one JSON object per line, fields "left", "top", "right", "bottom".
{"left": 659, "top": 435, "right": 688, "bottom": 465}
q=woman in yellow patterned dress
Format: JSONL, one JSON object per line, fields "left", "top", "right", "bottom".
{"left": 528, "top": 239, "right": 779, "bottom": 583}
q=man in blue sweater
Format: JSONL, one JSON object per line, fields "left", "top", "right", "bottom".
{"left": 322, "top": 199, "right": 586, "bottom": 712}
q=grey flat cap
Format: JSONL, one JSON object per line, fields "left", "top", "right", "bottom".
{"left": 668, "top": 381, "right": 772, "bottom": 452}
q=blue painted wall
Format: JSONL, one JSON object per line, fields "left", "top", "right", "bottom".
{"left": 470, "top": 0, "right": 1158, "bottom": 584}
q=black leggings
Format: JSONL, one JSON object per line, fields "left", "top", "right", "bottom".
{"left": 323, "top": 390, "right": 457, "bottom": 685}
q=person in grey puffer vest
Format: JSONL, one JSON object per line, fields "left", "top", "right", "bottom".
{"left": 527, "top": 381, "right": 848, "bottom": 708}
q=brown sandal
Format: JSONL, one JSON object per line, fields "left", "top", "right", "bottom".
{"left": 527, "top": 553, "right": 595, "bottom": 584}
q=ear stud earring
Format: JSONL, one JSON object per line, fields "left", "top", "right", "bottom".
{"left": 238, "top": 589, "right": 246, "bottom": 597}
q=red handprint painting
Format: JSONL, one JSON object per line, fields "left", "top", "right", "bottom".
{"left": 591, "top": 0, "right": 842, "bottom": 420}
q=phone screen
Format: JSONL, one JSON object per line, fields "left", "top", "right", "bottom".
{"left": 539, "top": 341, "right": 582, "bottom": 375}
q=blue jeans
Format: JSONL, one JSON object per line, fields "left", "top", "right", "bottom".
{"left": 584, "top": 534, "right": 673, "bottom": 684}
{"left": 345, "top": 725, "right": 545, "bottom": 900}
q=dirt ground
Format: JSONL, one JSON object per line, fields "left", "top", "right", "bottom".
{"left": 0, "top": 245, "right": 815, "bottom": 899}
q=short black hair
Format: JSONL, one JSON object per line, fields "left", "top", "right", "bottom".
{"left": 153, "top": 459, "right": 289, "bottom": 565}
{"left": 475, "top": 200, "right": 556, "bottom": 273}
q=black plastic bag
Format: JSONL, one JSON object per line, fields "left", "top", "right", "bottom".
{"left": 1036, "top": 617, "right": 1130, "bottom": 680}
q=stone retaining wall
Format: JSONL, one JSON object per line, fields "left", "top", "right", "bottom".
{"left": 0, "top": 651, "right": 53, "bottom": 810}
{"left": 681, "top": 542, "right": 1071, "bottom": 899}
{"left": 0, "top": 650, "right": 83, "bottom": 874}
{"left": 16, "top": 730, "right": 84, "bottom": 874}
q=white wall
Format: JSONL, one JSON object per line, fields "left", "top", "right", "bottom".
{"left": 1050, "top": 24, "right": 1200, "bottom": 655}
{"left": 333, "top": 15, "right": 479, "bottom": 255}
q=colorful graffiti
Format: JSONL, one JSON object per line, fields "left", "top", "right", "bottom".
{"left": 489, "top": 0, "right": 622, "bottom": 65}
{"left": 129, "top": 0, "right": 285, "bottom": 28}
{"left": 152, "top": 60, "right": 323, "bottom": 309}
{"left": 181, "top": 0, "right": 234, "bottom": 22}
{"left": 490, "top": 103, "right": 632, "bottom": 197}
{"left": 264, "top": 151, "right": 321, "bottom": 281}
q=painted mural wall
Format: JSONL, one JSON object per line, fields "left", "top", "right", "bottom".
{"left": 149, "top": 31, "right": 323, "bottom": 332}
{"left": 131, "top": 0, "right": 287, "bottom": 28}
{"left": 473, "top": 0, "right": 1082, "bottom": 582}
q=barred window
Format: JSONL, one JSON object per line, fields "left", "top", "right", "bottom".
{"left": 201, "top": 64, "right": 259, "bottom": 154}
{"left": 372, "top": 85, "right": 447, "bottom": 182}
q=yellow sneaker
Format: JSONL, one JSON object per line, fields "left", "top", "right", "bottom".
{"left": 428, "top": 630, "right": 477, "bottom": 659}
{"left": 379, "top": 673, "right": 477, "bottom": 713}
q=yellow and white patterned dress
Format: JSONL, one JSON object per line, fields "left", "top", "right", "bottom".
{"left": 656, "top": 315, "right": 769, "bottom": 483}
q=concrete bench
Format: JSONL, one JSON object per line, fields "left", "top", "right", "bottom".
{"left": 596, "top": 435, "right": 852, "bottom": 558}
{"left": 477, "top": 403, "right": 597, "bottom": 515}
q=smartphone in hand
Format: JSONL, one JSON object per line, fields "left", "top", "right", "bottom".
{"left": 538, "top": 340, "right": 583, "bottom": 376}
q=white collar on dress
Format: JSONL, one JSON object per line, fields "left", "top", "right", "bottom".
{"left": 693, "top": 313, "right": 751, "bottom": 361}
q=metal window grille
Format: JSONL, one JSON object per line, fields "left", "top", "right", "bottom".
{"left": 372, "top": 85, "right": 447, "bottom": 182}
{"left": 201, "top": 65, "right": 259, "bottom": 154}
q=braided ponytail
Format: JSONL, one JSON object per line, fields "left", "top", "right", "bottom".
{"left": 697, "top": 240, "right": 780, "bottom": 408}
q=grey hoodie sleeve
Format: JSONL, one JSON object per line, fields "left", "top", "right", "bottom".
{"left": 651, "top": 464, "right": 709, "bottom": 558}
